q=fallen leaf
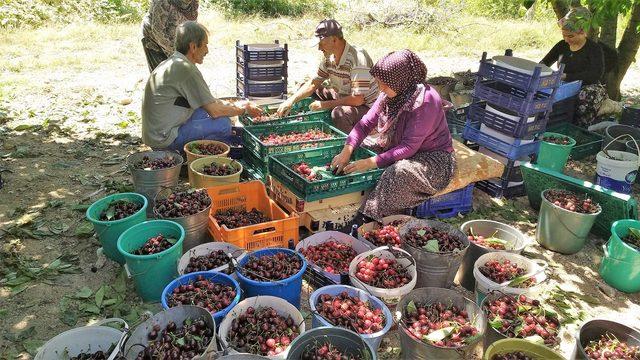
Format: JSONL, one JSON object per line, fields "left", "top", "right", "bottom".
{"left": 95, "top": 286, "right": 105, "bottom": 308}
{"left": 75, "top": 287, "right": 93, "bottom": 299}
{"left": 74, "top": 221, "right": 94, "bottom": 238}
{"left": 59, "top": 308, "right": 77, "bottom": 326}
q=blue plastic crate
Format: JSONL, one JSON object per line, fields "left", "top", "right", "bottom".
{"left": 468, "top": 101, "right": 547, "bottom": 138}
{"left": 228, "top": 126, "right": 243, "bottom": 159}
{"left": 237, "top": 62, "right": 286, "bottom": 81}
{"left": 549, "top": 80, "right": 582, "bottom": 103}
{"left": 476, "top": 178, "right": 525, "bottom": 199}
{"left": 462, "top": 120, "right": 540, "bottom": 160}
{"left": 547, "top": 96, "right": 578, "bottom": 125}
{"left": 414, "top": 183, "right": 474, "bottom": 218}
{"left": 474, "top": 80, "right": 553, "bottom": 116}
{"left": 477, "top": 53, "right": 562, "bottom": 92}
{"left": 237, "top": 79, "right": 286, "bottom": 98}
{"left": 236, "top": 40, "right": 288, "bottom": 62}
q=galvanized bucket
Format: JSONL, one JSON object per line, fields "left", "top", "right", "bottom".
{"left": 396, "top": 287, "right": 486, "bottom": 359}
{"left": 218, "top": 355, "right": 269, "bottom": 359}
{"left": 603, "top": 124, "right": 640, "bottom": 151}
{"left": 122, "top": 305, "right": 216, "bottom": 359}
{"left": 571, "top": 319, "right": 640, "bottom": 360}
{"left": 286, "top": 326, "right": 377, "bottom": 360}
{"left": 399, "top": 219, "right": 469, "bottom": 289}
{"left": 127, "top": 150, "right": 183, "bottom": 216}
{"left": 456, "top": 220, "right": 527, "bottom": 291}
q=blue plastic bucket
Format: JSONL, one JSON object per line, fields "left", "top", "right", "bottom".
{"left": 161, "top": 271, "right": 241, "bottom": 328}
{"left": 309, "top": 285, "right": 392, "bottom": 351}
{"left": 236, "top": 248, "right": 307, "bottom": 308}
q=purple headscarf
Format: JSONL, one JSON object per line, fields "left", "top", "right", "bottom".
{"left": 370, "top": 49, "right": 428, "bottom": 148}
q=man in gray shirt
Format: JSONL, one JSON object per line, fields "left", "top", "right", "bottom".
{"left": 142, "top": 21, "right": 262, "bottom": 151}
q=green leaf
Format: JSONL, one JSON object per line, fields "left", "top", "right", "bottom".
{"left": 59, "top": 309, "right": 77, "bottom": 326}
{"left": 17, "top": 325, "right": 36, "bottom": 341}
{"left": 423, "top": 239, "right": 439, "bottom": 253}
{"left": 11, "top": 283, "right": 30, "bottom": 295}
{"left": 70, "top": 204, "right": 91, "bottom": 212}
{"left": 113, "top": 269, "right": 127, "bottom": 293}
{"left": 75, "top": 287, "right": 93, "bottom": 299}
{"left": 406, "top": 300, "right": 417, "bottom": 315}
{"left": 106, "top": 205, "right": 116, "bottom": 220}
{"left": 517, "top": 304, "right": 532, "bottom": 313}
{"left": 74, "top": 221, "right": 94, "bottom": 238}
{"left": 166, "top": 237, "right": 177, "bottom": 245}
{"left": 80, "top": 303, "right": 101, "bottom": 314}
{"left": 424, "top": 326, "right": 455, "bottom": 342}
{"left": 176, "top": 337, "right": 185, "bottom": 346}
{"left": 508, "top": 276, "right": 532, "bottom": 287}
{"left": 629, "top": 227, "right": 640, "bottom": 239}
{"left": 13, "top": 124, "right": 33, "bottom": 131}
{"left": 116, "top": 121, "right": 129, "bottom": 129}
{"left": 47, "top": 259, "right": 62, "bottom": 269}
{"left": 417, "top": 229, "right": 426, "bottom": 236}
{"left": 22, "top": 339, "right": 44, "bottom": 355}
{"left": 95, "top": 286, "right": 105, "bottom": 308}
{"left": 102, "top": 298, "right": 118, "bottom": 307}
{"left": 488, "top": 315, "right": 503, "bottom": 329}
{"left": 464, "top": 333, "right": 482, "bottom": 344}
{"left": 524, "top": 335, "right": 545, "bottom": 345}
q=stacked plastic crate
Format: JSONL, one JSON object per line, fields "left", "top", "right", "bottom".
{"left": 236, "top": 40, "right": 288, "bottom": 100}
{"left": 462, "top": 51, "right": 564, "bottom": 198}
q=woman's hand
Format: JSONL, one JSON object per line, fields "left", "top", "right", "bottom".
{"left": 331, "top": 146, "right": 353, "bottom": 174}
{"left": 276, "top": 99, "right": 295, "bottom": 116}
{"left": 309, "top": 100, "right": 323, "bottom": 111}
{"left": 344, "top": 156, "right": 377, "bottom": 174}
{"left": 244, "top": 102, "right": 263, "bottom": 117}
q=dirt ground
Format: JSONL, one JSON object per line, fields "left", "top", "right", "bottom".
{"left": 2, "top": 13, "right": 640, "bottom": 359}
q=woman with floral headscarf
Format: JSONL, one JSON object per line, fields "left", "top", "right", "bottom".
{"left": 331, "top": 49, "right": 455, "bottom": 220}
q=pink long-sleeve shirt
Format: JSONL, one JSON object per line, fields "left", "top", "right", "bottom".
{"left": 345, "top": 84, "right": 453, "bottom": 168}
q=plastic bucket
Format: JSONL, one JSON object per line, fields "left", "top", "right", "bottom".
{"left": 178, "top": 241, "right": 247, "bottom": 276}
{"left": 154, "top": 188, "right": 212, "bottom": 253}
{"left": 537, "top": 132, "right": 576, "bottom": 172}
{"left": 596, "top": 134, "right": 640, "bottom": 194}
{"left": 484, "top": 338, "right": 564, "bottom": 360}
{"left": 286, "top": 326, "right": 377, "bottom": 360}
{"left": 189, "top": 156, "right": 242, "bottom": 189}
{"left": 356, "top": 215, "right": 414, "bottom": 248}
{"left": 599, "top": 244, "right": 640, "bottom": 293}
{"left": 218, "top": 295, "right": 305, "bottom": 359}
{"left": 35, "top": 318, "right": 127, "bottom": 360}
{"left": 296, "top": 231, "right": 373, "bottom": 285}
{"left": 86, "top": 192, "right": 148, "bottom": 264}
{"left": 184, "top": 140, "right": 231, "bottom": 163}
{"left": 236, "top": 248, "right": 307, "bottom": 308}
{"left": 161, "top": 271, "right": 241, "bottom": 328}
{"left": 607, "top": 219, "right": 640, "bottom": 263}
{"left": 396, "top": 287, "right": 486, "bottom": 360}
{"left": 218, "top": 355, "right": 268, "bottom": 359}
{"left": 536, "top": 189, "right": 601, "bottom": 255}
{"left": 571, "top": 319, "right": 640, "bottom": 360}
{"left": 603, "top": 124, "right": 640, "bottom": 151}
{"left": 456, "top": 220, "right": 527, "bottom": 291}
{"left": 126, "top": 151, "right": 183, "bottom": 216}
{"left": 348, "top": 246, "right": 417, "bottom": 308}
{"left": 399, "top": 219, "right": 469, "bottom": 289}
{"left": 122, "top": 305, "right": 216, "bottom": 359}
{"left": 473, "top": 252, "right": 547, "bottom": 305}
{"left": 309, "top": 285, "right": 392, "bottom": 351}
{"left": 117, "top": 220, "right": 185, "bottom": 302}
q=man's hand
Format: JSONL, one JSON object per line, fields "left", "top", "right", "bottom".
{"left": 331, "top": 146, "right": 353, "bottom": 174}
{"left": 244, "top": 102, "right": 263, "bottom": 118}
{"left": 344, "top": 157, "right": 377, "bottom": 174}
{"left": 276, "top": 99, "right": 295, "bottom": 117}
{"left": 309, "top": 100, "right": 323, "bottom": 111}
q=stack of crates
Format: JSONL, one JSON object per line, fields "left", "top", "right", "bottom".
{"left": 236, "top": 40, "right": 288, "bottom": 99}
{"left": 462, "top": 51, "right": 564, "bottom": 198}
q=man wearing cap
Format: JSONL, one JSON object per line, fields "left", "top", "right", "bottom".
{"left": 276, "top": 19, "right": 379, "bottom": 133}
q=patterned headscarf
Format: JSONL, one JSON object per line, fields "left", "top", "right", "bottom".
{"left": 559, "top": 6, "right": 592, "bottom": 33}
{"left": 370, "top": 49, "right": 428, "bottom": 148}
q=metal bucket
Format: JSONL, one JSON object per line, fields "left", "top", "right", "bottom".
{"left": 218, "top": 355, "right": 268, "bottom": 359}
{"left": 396, "top": 287, "right": 486, "bottom": 359}
{"left": 399, "top": 219, "right": 469, "bottom": 289}
{"left": 286, "top": 327, "right": 377, "bottom": 360}
{"left": 603, "top": 124, "right": 640, "bottom": 151}
{"left": 35, "top": 318, "right": 127, "bottom": 360}
{"left": 154, "top": 187, "right": 212, "bottom": 252}
{"left": 571, "top": 319, "right": 640, "bottom": 360}
{"left": 127, "top": 150, "right": 183, "bottom": 216}
{"left": 122, "top": 305, "right": 216, "bottom": 359}
{"left": 456, "top": 220, "right": 527, "bottom": 291}
{"left": 484, "top": 338, "right": 564, "bottom": 360}
{"left": 536, "top": 189, "right": 601, "bottom": 255}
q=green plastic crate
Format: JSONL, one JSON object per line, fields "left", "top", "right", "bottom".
{"left": 242, "top": 121, "right": 347, "bottom": 160}
{"left": 239, "top": 156, "right": 266, "bottom": 183}
{"left": 268, "top": 145, "right": 383, "bottom": 202}
{"left": 521, "top": 162, "right": 637, "bottom": 238}
{"left": 239, "top": 98, "right": 331, "bottom": 126}
{"left": 241, "top": 148, "right": 269, "bottom": 178}
{"left": 546, "top": 122, "right": 603, "bottom": 160}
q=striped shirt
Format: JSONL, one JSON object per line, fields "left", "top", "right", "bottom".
{"left": 314, "top": 42, "right": 379, "bottom": 107}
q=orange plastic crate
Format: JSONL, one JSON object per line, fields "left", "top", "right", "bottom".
{"left": 207, "top": 180, "right": 299, "bottom": 250}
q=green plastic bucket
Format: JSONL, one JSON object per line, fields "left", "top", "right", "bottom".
{"left": 607, "top": 219, "right": 640, "bottom": 263}
{"left": 86, "top": 193, "right": 148, "bottom": 264}
{"left": 483, "top": 338, "right": 564, "bottom": 360}
{"left": 599, "top": 244, "right": 640, "bottom": 293}
{"left": 537, "top": 132, "right": 576, "bottom": 172}
{"left": 117, "top": 220, "right": 185, "bottom": 302}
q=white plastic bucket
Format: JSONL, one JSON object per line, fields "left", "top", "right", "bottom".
{"left": 473, "top": 252, "right": 547, "bottom": 305}
{"left": 177, "top": 241, "right": 247, "bottom": 276}
{"left": 596, "top": 134, "right": 640, "bottom": 194}
{"left": 348, "top": 246, "right": 417, "bottom": 307}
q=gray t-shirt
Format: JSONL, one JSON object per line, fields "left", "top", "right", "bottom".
{"left": 142, "top": 51, "right": 216, "bottom": 148}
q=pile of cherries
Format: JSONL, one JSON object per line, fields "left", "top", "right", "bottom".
{"left": 132, "top": 234, "right": 175, "bottom": 255}
{"left": 363, "top": 224, "right": 402, "bottom": 246}
{"left": 542, "top": 135, "right": 572, "bottom": 145}
{"left": 240, "top": 252, "right": 302, "bottom": 281}
{"left": 137, "top": 317, "right": 213, "bottom": 359}
{"left": 70, "top": 351, "right": 108, "bottom": 360}
{"left": 467, "top": 230, "right": 508, "bottom": 250}
{"left": 544, "top": 189, "right": 599, "bottom": 214}
{"left": 403, "top": 301, "right": 479, "bottom": 348}
{"left": 584, "top": 333, "right": 640, "bottom": 359}
{"left": 260, "top": 129, "right": 332, "bottom": 145}
{"left": 316, "top": 291, "right": 386, "bottom": 335}
{"left": 189, "top": 142, "right": 226, "bottom": 155}
{"left": 214, "top": 208, "right": 271, "bottom": 229}
{"left": 135, "top": 155, "right": 177, "bottom": 170}
{"left": 479, "top": 259, "right": 535, "bottom": 288}
{"left": 154, "top": 189, "right": 211, "bottom": 218}
{"left": 491, "top": 352, "right": 534, "bottom": 360}
{"left": 200, "top": 161, "right": 238, "bottom": 176}
{"left": 301, "top": 342, "right": 363, "bottom": 360}
{"left": 483, "top": 294, "right": 560, "bottom": 346}
{"left": 166, "top": 275, "right": 236, "bottom": 314}
{"left": 99, "top": 200, "right": 142, "bottom": 221}
{"left": 184, "top": 249, "right": 233, "bottom": 274}
{"left": 404, "top": 227, "right": 464, "bottom": 252}
{"left": 252, "top": 112, "right": 281, "bottom": 122}
{"left": 292, "top": 162, "right": 323, "bottom": 182}
{"left": 227, "top": 306, "right": 300, "bottom": 356}
{"left": 299, "top": 240, "right": 357, "bottom": 275}
{"left": 355, "top": 255, "right": 412, "bottom": 289}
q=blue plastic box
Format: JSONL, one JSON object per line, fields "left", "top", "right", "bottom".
{"left": 414, "top": 183, "right": 474, "bottom": 218}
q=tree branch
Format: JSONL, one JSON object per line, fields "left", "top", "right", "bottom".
{"left": 616, "top": 1, "right": 640, "bottom": 80}
{"left": 550, "top": 0, "right": 570, "bottom": 19}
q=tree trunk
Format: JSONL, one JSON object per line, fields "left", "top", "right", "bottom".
{"left": 611, "top": 2, "right": 640, "bottom": 101}
{"left": 550, "top": 0, "right": 569, "bottom": 19}
{"left": 599, "top": 15, "right": 618, "bottom": 48}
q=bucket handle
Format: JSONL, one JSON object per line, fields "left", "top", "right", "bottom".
{"left": 91, "top": 318, "right": 129, "bottom": 360}
{"left": 603, "top": 133, "right": 640, "bottom": 166}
